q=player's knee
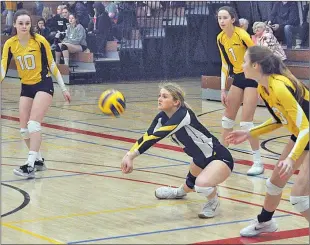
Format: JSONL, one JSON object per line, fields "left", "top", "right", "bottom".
{"left": 240, "top": 121, "right": 255, "bottom": 131}
{"left": 27, "top": 120, "right": 41, "bottom": 134}
{"left": 290, "top": 196, "right": 309, "bottom": 213}
{"left": 266, "top": 178, "right": 283, "bottom": 195}
{"left": 222, "top": 116, "right": 235, "bottom": 129}
{"left": 185, "top": 171, "right": 196, "bottom": 189}
{"left": 20, "top": 128, "right": 30, "bottom": 139}
{"left": 60, "top": 44, "right": 68, "bottom": 51}
{"left": 194, "top": 185, "right": 215, "bottom": 197}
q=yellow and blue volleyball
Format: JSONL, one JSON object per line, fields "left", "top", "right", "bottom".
{"left": 98, "top": 89, "right": 126, "bottom": 116}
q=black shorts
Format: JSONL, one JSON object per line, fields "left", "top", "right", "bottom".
{"left": 290, "top": 135, "right": 309, "bottom": 151}
{"left": 81, "top": 45, "right": 87, "bottom": 51}
{"left": 232, "top": 72, "right": 258, "bottom": 90}
{"left": 20, "top": 77, "right": 54, "bottom": 99}
{"left": 193, "top": 143, "right": 234, "bottom": 171}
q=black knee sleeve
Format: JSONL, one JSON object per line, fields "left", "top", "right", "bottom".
{"left": 185, "top": 171, "right": 196, "bottom": 189}
{"left": 60, "top": 44, "right": 68, "bottom": 51}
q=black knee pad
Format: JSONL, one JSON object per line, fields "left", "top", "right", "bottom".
{"left": 60, "top": 44, "right": 68, "bottom": 51}
{"left": 55, "top": 44, "right": 61, "bottom": 52}
{"left": 185, "top": 171, "right": 196, "bottom": 189}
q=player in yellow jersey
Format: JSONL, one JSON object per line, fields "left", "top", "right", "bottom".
{"left": 226, "top": 46, "right": 309, "bottom": 236}
{"left": 1, "top": 9, "right": 71, "bottom": 178}
{"left": 217, "top": 6, "right": 263, "bottom": 176}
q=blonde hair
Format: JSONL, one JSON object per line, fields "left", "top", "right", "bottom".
{"left": 253, "top": 22, "right": 266, "bottom": 33}
{"left": 42, "top": 7, "right": 53, "bottom": 21}
{"left": 159, "top": 82, "right": 190, "bottom": 108}
{"left": 239, "top": 18, "right": 249, "bottom": 26}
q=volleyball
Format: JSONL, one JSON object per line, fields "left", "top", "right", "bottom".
{"left": 98, "top": 89, "right": 126, "bottom": 116}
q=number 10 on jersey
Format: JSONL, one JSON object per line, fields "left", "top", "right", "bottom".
{"left": 16, "top": 55, "right": 36, "bottom": 70}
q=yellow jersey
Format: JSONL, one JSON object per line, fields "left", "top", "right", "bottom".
{"left": 250, "top": 74, "right": 309, "bottom": 161}
{"left": 1, "top": 34, "right": 63, "bottom": 87}
{"left": 217, "top": 27, "right": 254, "bottom": 89}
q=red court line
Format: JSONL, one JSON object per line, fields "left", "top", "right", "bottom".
{"left": 193, "top": 227, "right": 309, "bottom": 244}
{"left": 2, "top": 163, "right": 300, "bottom": 217}
{"left": 236, "top": 160, "right": 299, "bottom": 175}
{"left": 1, "top": 115, "right": 299, "bottom": 175}
{"left": 2, "top": 165, "right": 304, "bottom": 243}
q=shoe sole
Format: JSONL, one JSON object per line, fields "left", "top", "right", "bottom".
{"left": 198, "top": 210, "right": 220, "bottom": 219}
{"left": 240, "top": 227, "right": 278, "bottom": 237}
{"left": 247, "top": 169, "right": 264, "bottom": 176}
{"left": 13, "top": 169, "right": 35, "bottom": 179}
{"left": 154, "top": 191, "right": 186, "bottom": 200}
{"left": 198, "top": 213, "right": 216, "bottom": 218}
{"left": 35, "top": 166, "right": 47, "bottom": 171}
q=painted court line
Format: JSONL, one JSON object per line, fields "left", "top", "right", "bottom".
{"left": 194, "top": 227, "right": 309, "bottom": 244}
{"left": 1, "top": 126, "right": 295, "bottom": 185}
{"left": 67, "top": 214, "right": 291, "bottom": 244}
{"left": 1, "top": 115, "right": 303, "bottom": 243}
{"left": 1, "top": 163, "right": 300, "bottom": 217}
{"left": 2, "top": 223, "right": 64, "bottom": 244}
{"left": 2, "top": 199, "right": 212, "bottom": 225}
{"left": 1, "top": 115, "right": 299, "bottom": 176}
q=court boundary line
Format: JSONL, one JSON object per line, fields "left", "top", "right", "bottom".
{"left": 1, "top": 115, "right": 299, "bottom": 175}
{"left": 193, "top": 227, "right": 309, "bottom": 244}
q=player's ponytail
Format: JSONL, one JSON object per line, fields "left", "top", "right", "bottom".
{"left": 247, "top": 46, "right": 307, "bottom": 103}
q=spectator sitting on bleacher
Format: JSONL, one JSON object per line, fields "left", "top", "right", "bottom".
{"left": 46, "top": 5, "right": 69, "bottom": 34}
{"left": 62, "top": 6, "right": 70, "bottom": 20}
{"left": 300, "top": 2, "right": 309, "bottom": 48}
{"left": 55, "top": 13, "right": 87, "bottom": 65}
{"left": 267, "top": 1, "right": 300, "bottom": 49}
{"left": 34, "top": 18, "right": 50, "bottom": 39}
{"left": 252, "top": 22, "right": 287, "bottom": 61}
{"left": 46, "top": 5, "right": 69, "bottom": 47}
{"left": 239, "top": 18, "right": 249, "bottom": 31}
{"left": 88, "top": 2, "right": 112, "bottom": 57}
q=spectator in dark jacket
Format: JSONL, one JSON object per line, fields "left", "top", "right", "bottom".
{"left": 75, "top": 1, "right": 90, "bottom": 29}
{"left": 35, "top": 18, "right": 50, "bottom": 39}
{"left": 87, "top": 2, "right": 112, "bottom": 56}
{"left": 268, "top": 1, "right": 300, "bottom": 48}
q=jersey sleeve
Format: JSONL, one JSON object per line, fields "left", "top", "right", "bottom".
{"left": 276, "top": 84, "right": 309, "bottom": 161}
{"left": 130, "top": 109, "right": 190, "bottom": 155}
{"left": 217, "top": 35, "right": 230, "bottom": 90}
{"left": 40, "top": 36, "right": 67, "bottom": 92}
{"left": 240, "top": 30, "right": 255, "bottom": 48}
{"left": 250, "top": 117, "right": 282, "bottom": 137}
{"left": 1, "top": 40, "right": 13, "bottom": 82}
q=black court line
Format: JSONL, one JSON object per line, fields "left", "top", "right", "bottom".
{"left": 197, "top": 108, "right": 224, "bottom": 117}
{"left": 261, "top": 135, "right": 290, "bottom": 156}
{"left": 1, "top": 183, "right": 30, "bottom": 217}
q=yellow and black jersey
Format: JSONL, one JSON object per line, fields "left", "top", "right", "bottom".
{"left": 130, "top": 106, "right": 220, "bottom": 160}
{"left": 1, "top": 34, "right": 63, "bottom": 85}
{"left": 250, "top": 74, "right": 309, "bottom": 161}
{"left": 217, "top": 27, "right": 254, "bottom": 88}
